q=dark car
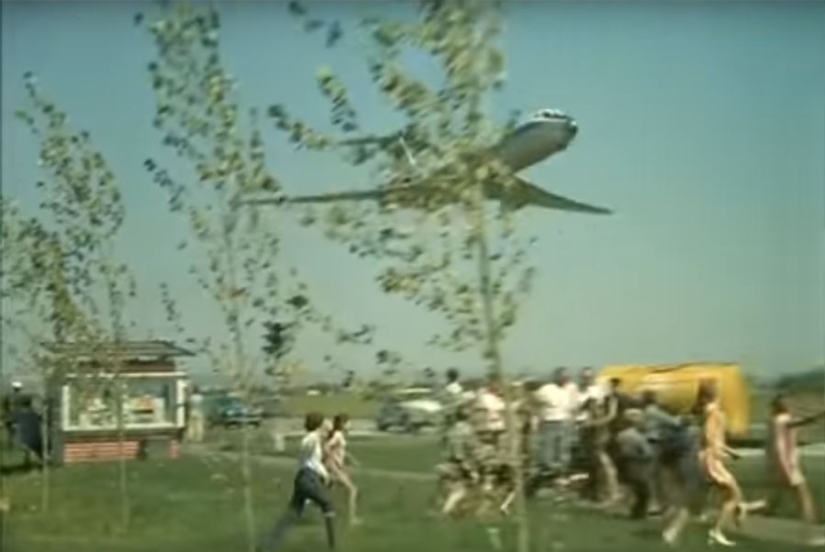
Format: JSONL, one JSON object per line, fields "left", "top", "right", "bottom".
{"left": 207, "top": 395, "right": 263, "bottom": 428}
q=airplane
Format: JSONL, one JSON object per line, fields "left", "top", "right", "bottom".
{"left": 241, "top": 108, "right": 613, "bottom": 215}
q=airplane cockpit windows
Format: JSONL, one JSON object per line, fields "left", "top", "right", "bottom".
{"left": 531, "top": 109, "right": 567, "bottom": 121}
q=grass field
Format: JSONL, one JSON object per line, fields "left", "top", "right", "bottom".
{"left": 3, "top": 433, "right": 824, "bottom": 552}
{"left": 213, "top": 429, "right": 443, "bottom": 474}
{"left": 3, "top": 385, "right": 818, "bottom": 552}
{"left": 281, "top": 394, "right": 380, "bottom": 419}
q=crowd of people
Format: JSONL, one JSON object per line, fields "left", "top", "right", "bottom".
{"left": 4, "top": 367, "right": 823, "bottom": 551}
{"left": 258, "top": 366, "right": 825, "bottom": 551}
{"left": 432, "top": 366, "right": 825, "bottom": 547}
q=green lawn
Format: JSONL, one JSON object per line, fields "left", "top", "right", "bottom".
{"left": 281, "top": 394, "right": 380, "bottom": 419}
{"left": 212, "top": 429, "right": 443, "bottom": 474}
{"left": 3, "top": 428, "right": 824, "bottom": 552}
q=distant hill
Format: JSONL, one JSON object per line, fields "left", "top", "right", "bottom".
{"left": 775, "top": 367, "right": 825, "bottom": 393}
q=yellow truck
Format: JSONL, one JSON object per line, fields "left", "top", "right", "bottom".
{"left": 597, "top": 362, "right": 751, "bottom": 438}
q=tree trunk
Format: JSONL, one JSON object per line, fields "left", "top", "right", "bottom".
{"left": 40, "top": 400, "right": 50, "bottom": 513}
{"left": 240, "top": 422, "right": 256, "bottom": 552}
{"left": 473, "top": 187, "right": 530, "bottom": 552}
{"left": 115, "top": 371, "right": 131, "bottom": 531}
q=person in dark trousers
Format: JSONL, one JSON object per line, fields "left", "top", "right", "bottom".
{"left": 614, "top": 409, "right": 654, "bottom": 519}
{"left": 12, "top": 396, "right": 43, "bottom": 469}
{"left": 661, "top": 412, "right": 708, "bottom": 545}
{"left": 2, "top": 383, "right": 24, "bottom": 443}
{"left": 640, "top": 389, "right": 684, "bottom": 514}
{"left": 257, "top": 411, "right": 336, "bottom": 551}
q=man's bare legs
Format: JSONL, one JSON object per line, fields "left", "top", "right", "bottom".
{"left": 708, "top": 481, "right": 742, "bottom": 547}
{"left": 662, "top": 506, "right": 691, "bottom": 546}
{"left": 597, "top": 450, "right": 621, "bottom": 505}
{"left": 442, "top": 482, "right": 469, "bottom": 516}
{"left": 332, "top": 470, "right": 361, "bottom": 527}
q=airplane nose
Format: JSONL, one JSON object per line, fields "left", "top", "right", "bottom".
{"left": 568, "top": 119, "right": 578, "bottom": 136}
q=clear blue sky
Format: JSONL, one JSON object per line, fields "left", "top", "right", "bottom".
{"left": 2, "top": 1, "right": 824, "bottom": 383}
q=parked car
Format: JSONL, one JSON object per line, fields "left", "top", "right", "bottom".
{"left": 375, "top": 388, "right": 443, "bottom": 433}
{"left": 207, "top": 395, "right": 263, "bottom": 428}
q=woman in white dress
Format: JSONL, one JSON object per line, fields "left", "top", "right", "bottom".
{"left": 324, "top": 413, "right": 361, "bottom": 526}
{"left": 765, "top": 393, "right": 825, "bottom": 545}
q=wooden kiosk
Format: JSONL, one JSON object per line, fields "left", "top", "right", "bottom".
{"left": 43, "top": 340, "right": 194, "bottom": 465}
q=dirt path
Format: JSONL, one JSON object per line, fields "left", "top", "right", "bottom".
{"left": 184, "top": 443, "right": 434, "bottom": 483}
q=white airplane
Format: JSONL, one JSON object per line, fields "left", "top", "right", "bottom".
{"left": 242, "top": 109, "right": 612, "bottom": 215}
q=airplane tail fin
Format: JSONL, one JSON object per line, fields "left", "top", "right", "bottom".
{"left": 487, "top": 177, "right": 613, "bottom": 215}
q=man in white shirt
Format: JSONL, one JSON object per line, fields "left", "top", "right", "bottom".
{"left": 258, "top": 412, "right": 336, "bottom": 551}
{"left": 533, "top": 367, "right": 579, "bottom": 477}
{"left": 443, "top": 368, "right": 463, "bottom": 400}
{"left": 576, "top": 367, "right": 604, "bottom": 423}
{"left": 186, "top": 386, "right": 205, "bottom": 443}
{"left": 440, "top": 368, "right": 464, "bottom": 443}
{"left": 476, "top": 377, "right": 506, "bottom": 436}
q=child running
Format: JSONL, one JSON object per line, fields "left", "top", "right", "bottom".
{"left": 324, "top": 413, "right": 362, "bottom": 527}
{"left": 257, "top": 412, "right": 336, "bottom": 551}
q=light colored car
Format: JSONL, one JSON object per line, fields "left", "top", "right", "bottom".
{"left": 375, "top": 387, "right": 443, "bottom": 433}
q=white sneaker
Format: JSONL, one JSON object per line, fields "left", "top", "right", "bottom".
{"left": 662, "top": 528, "right": 679, "bottom": 546}
{"left": 708, "top": 529, "right": 736, "bottom": 547}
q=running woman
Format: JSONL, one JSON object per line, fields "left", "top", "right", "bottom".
{"left": 325, "top": 413, "right": 362, "bottom": 527}
{"left": 698, "top": 383, "right": 750, "bottom": 547}
{"left": 764, "top": 393, "right": 825, "bottom": 545}
{"left": 257, "top": 412, "right": 336, "bottom": 551}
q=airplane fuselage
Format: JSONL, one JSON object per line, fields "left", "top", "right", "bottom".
{"left": 239, "top": 107, "right": 612, "bottom": 215}
{"left": 492, "top": 110, "right": 579, "bottom": 172}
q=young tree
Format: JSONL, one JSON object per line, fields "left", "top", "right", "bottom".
{"left": 1, "top": 205, "right": 69, "bottom": 512}
{"left": 263, "top": 2, "right": 537, "bottom": 550}
{"left": 138, "top": 4, "right": 370, "bottom": 550}
{"left": 3, "top": 76, "right": 138, "bottom": 528}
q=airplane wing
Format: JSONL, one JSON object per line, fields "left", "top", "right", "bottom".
{"left": 241, "top": 189, "right": 384, "bottom": 206}
{"left": 241, "top": 177, "right": 612, "bottom": 215}
{"left": 490, "top": 176, "right": 613, "bottom": 215}
{"left": 239, "top": 184, "right": 422, "bottom": 207}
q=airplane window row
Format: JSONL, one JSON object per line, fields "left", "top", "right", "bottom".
{"left": 533, "top": 109, "right": 567, "bottom": 120}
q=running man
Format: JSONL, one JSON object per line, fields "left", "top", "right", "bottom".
{"left": 438, "top": 405, "right": 479, "bottom": 516}
{"left": 257, "top": 412, "right": 336, "bottom": 551}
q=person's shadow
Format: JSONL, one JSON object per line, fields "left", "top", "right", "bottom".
{"left": 0, "top": 463, "right": 42, "bottom": 477}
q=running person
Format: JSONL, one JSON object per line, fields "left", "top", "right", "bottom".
{"left": 325, "top": 413, "right": 362, "bottom": 527}
{"left": 661, "top": 411, "right": 707, "bottom": 545}
{"left": 698, "top": 383, "right": 751, "bottom": 547}
{"left": 257, "top": 412, "right": 336, "bottom": 551}
{"left": 764, "top": 393, "right": 825, "bottom": 545}
{"left": 438, "top": 405, "right": 479, "bottom": 516}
